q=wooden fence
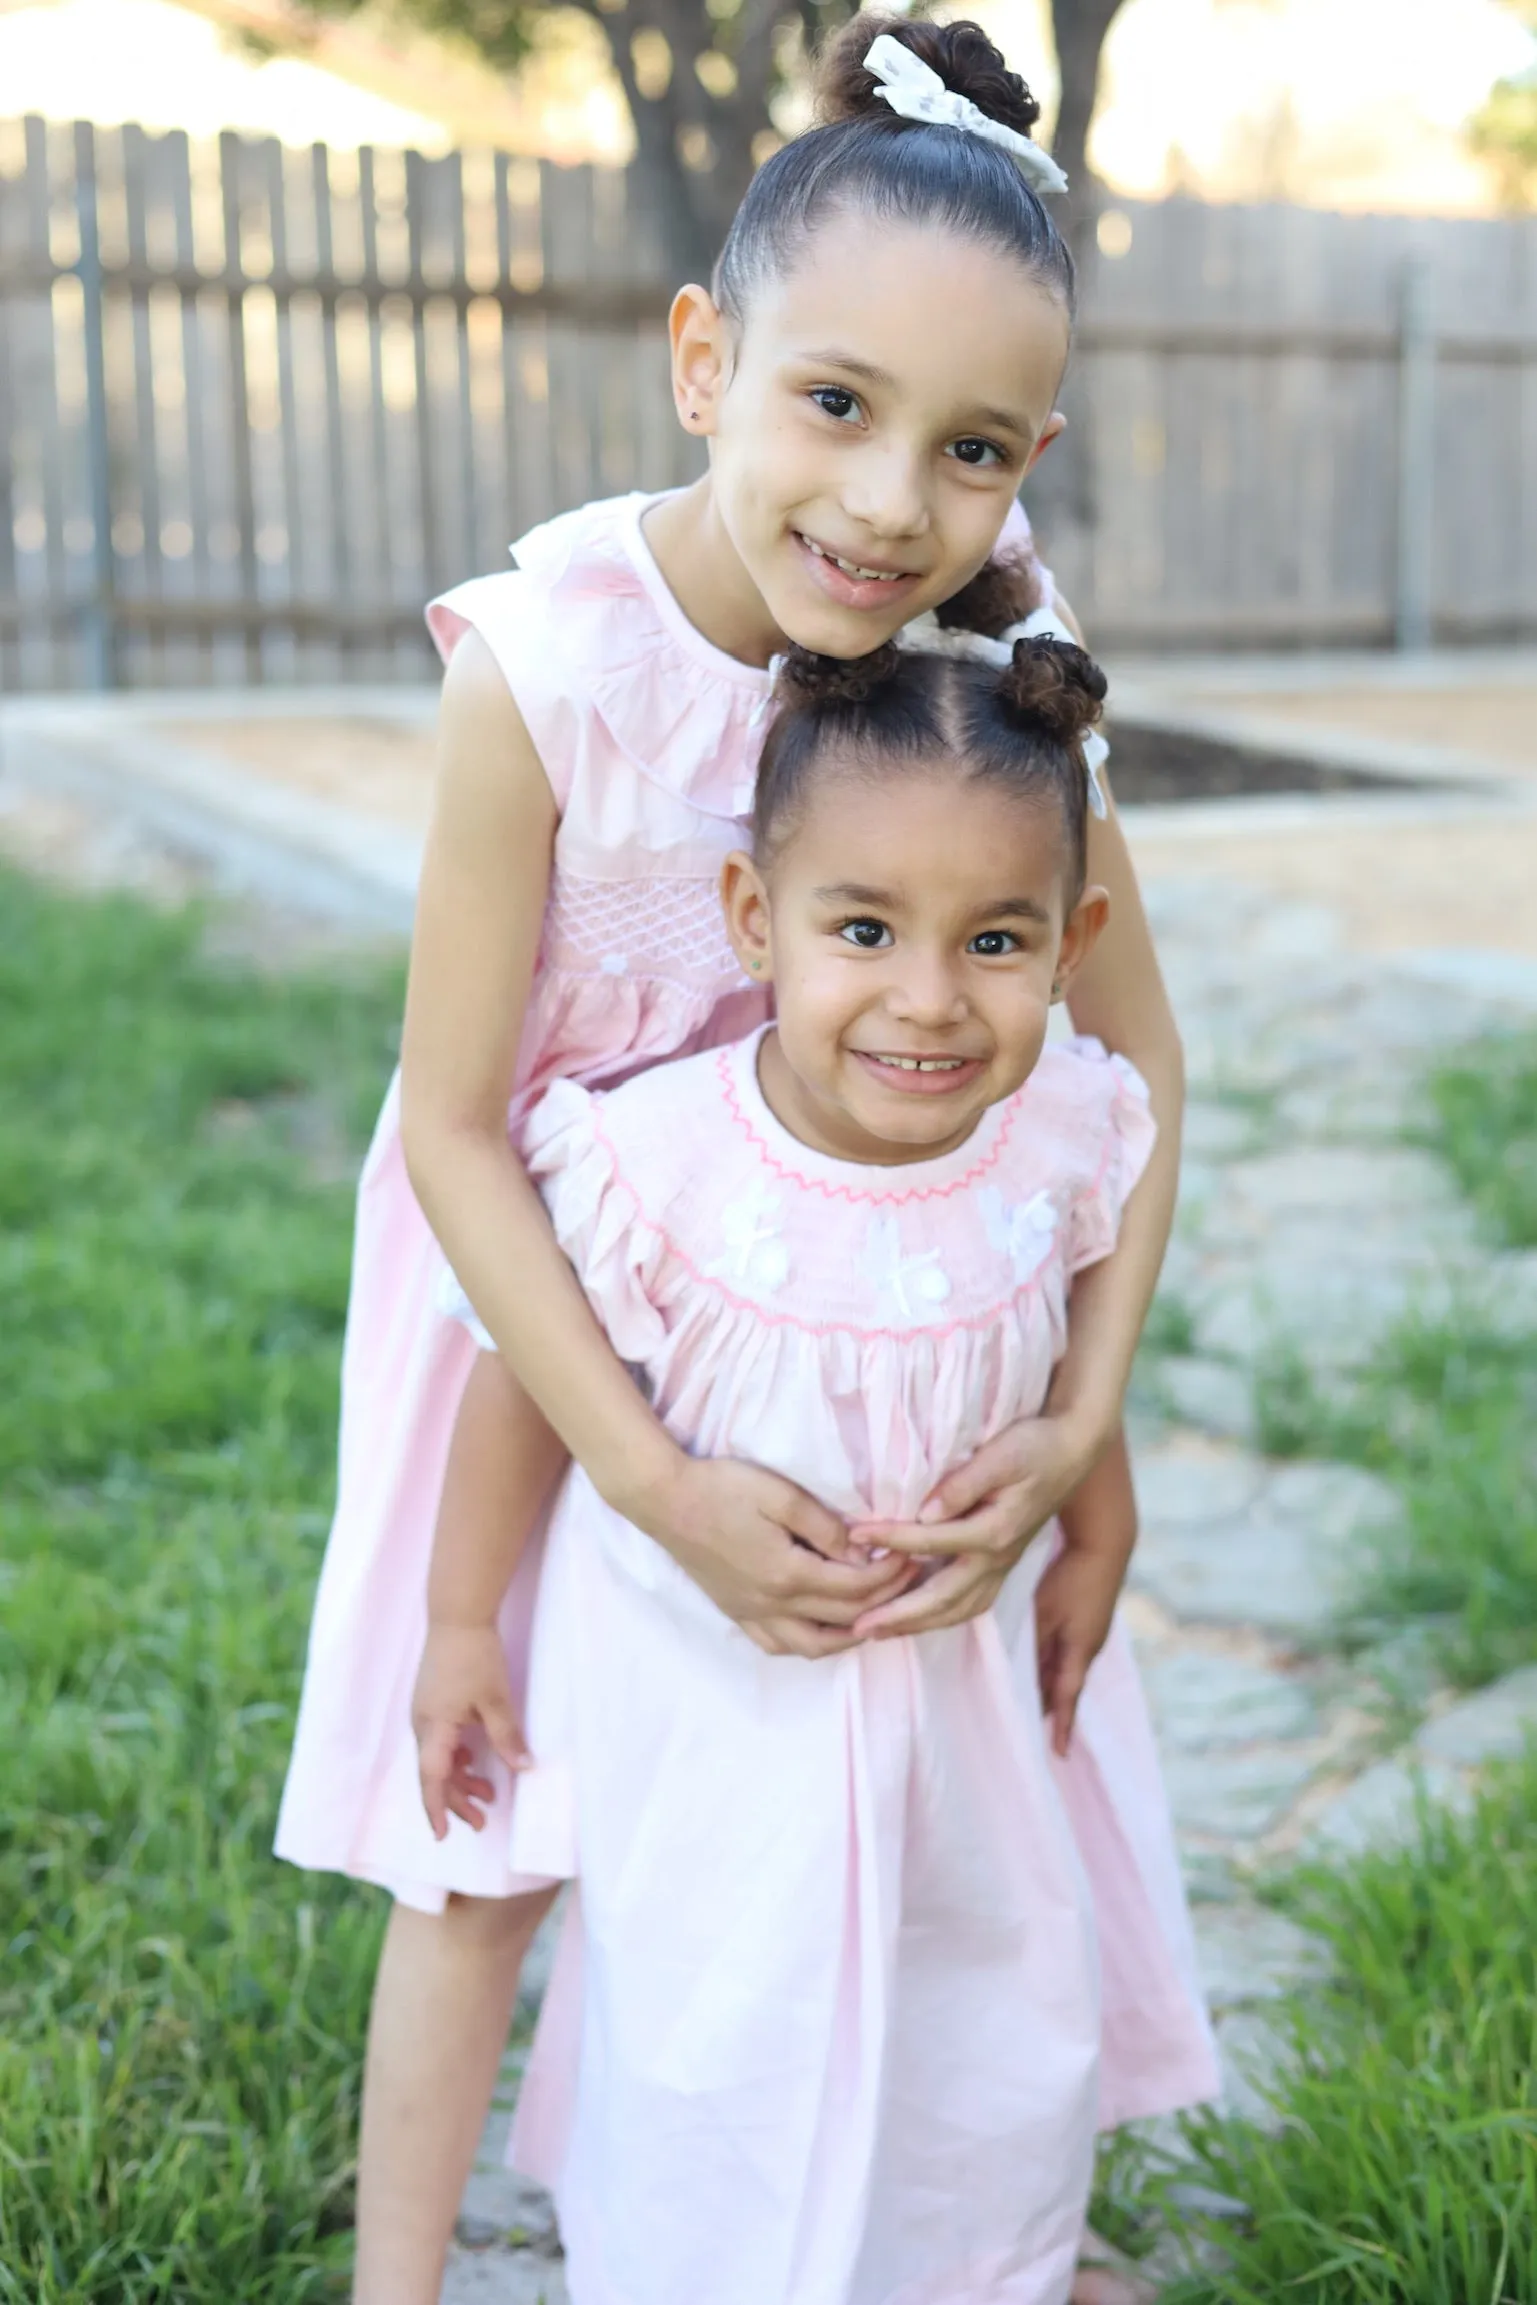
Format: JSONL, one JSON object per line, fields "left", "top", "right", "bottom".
{"left": 1, "top": 114, "right": 1535, "bottom": 690}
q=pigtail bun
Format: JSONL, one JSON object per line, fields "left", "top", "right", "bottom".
{"left": 997, "top": 636, "right": 1107, "bottom": 746}
{"left": 775, "top": 640, "right": 902, "bottom": 707}
{"left": 935, "top": 551, "right": 1044, "bottom": 641}
{"left": 815, "top": 14, "right": 1043, "bottom": 141}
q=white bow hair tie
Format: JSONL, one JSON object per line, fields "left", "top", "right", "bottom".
{"left": 894, "top": 606, "right": 1109, "bottom": 818}
{"left": 864, "top": 33, "right": 1069, "bottom": 197}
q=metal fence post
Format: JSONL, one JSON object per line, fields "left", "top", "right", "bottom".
{"left": 74, "top": 120, "right": 117, "bottom": 689}
{"left": 1394, "top": 256, "right": 1436, "bottom": 653}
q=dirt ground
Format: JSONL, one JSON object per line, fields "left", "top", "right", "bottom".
{"left": 1207, "top": 687, "right": 1537, "bottom": 776}
{"left": 164, "top": 716, "right": 438, "bottom": 834}
{"left": 1127, "top": 812, "right": 1537, "bottom": 960}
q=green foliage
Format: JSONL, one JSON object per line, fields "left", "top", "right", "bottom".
{"left": 0, "top": 869, "right": 403, "bottom": 2298}
{"left": 1468, "top": 3, "right": 1537, "bottom": 208}
{"left": 1422, "top": 1029, "right": 1537, "bottom": 1248}
{"left": 1160, "top": 1757, "right": 1537, "bottom": 2304}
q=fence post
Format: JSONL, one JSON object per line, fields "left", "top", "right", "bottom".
{"left": 1394, "top": 256, "right": 1435, "bottom": 653}
{"left": 74, "top": 120, "right": 117, "bottom": 689}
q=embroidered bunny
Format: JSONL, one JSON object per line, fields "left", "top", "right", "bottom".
{"left": 978, "top": 1185, "right": 1058, "bottom": 1283}
{"left": 708, "top": 1175, "right": 790, "bottom": 1294}
{"left": 864, "top": 1210, "right": 952, "bottom": 1323}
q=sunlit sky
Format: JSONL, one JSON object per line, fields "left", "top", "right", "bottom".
{"left": 0, "top": 0, "right": 1532, "bottom": 210}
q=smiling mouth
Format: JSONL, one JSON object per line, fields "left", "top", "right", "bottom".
{"left": 853, "top": 1051, "right": 985, "bottom": 1095}
{"left": 796, "top": 534, "right": 915, "bottom": 584}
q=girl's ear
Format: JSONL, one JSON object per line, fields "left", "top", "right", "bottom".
{"left": 1023, "top": 409, "right": 1067, "bottom": 477}
{"left": 670, "top": 283, "right": 730, "bottom": 438}
{"left": 1050, "top": 883, "right": 1109, "bottom": 1003}
{"left": 720, "top": 849, "right": 774, "bottom": 982}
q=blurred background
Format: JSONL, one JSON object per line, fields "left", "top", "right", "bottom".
{"left": 0, "top": 0, "right": 1535, "bottom": 692}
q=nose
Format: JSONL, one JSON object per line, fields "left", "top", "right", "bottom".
{"left": 840, "top": 438, "right": 931, "bottom": 542}
{"left": 885, "top": 947, "right": 967, "bottom": 1029}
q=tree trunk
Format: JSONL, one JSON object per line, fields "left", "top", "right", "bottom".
{"left": 1026, "top": 0, "right": 1128, "bottom": 597}
{"left": 578, "top": 0, "right": 808, "bottom": 283}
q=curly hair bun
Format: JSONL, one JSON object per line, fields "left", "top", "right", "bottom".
{"left": 774, "top": 640, "right": 902, "bottom": 708}
{"left": 998, "top": 636, "right": 1107, "bottom": 745}
{"left": 816, "top": 13, "right": 1042, "bottom": 141}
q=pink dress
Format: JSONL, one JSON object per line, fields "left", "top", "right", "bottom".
{"left": 500, "top": 1031, "right": 1218, "bottom": 2305}
{"left": 275, "top": 489, "right": 776, "bottom": 1909}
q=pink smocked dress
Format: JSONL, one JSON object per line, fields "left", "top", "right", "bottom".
{"left": 275, "top": 490, "right": 775, "bottom": 1907}
{"left": 499, "top": 1030, "right": 1218, "bottom": 2305}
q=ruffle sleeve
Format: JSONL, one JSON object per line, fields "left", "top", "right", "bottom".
{"left": 521, "top": 1080, "right": 672, "bottom": 1365}
{"left": 1058, "top": 1040, "right": 1158, "bottom": 1275}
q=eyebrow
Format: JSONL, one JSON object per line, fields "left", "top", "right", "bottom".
{"left": 812, "top": 883, "right": 1054, "bottom": 928}
{"left": 796, "top": 351, "right": 1029, "bottom": 442}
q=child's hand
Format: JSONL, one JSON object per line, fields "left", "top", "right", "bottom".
{"left": 1034, "top": 1422, "right": 1139, "bottom": 1755}
{"left": 1034, "top": 1544, "right": 1125, "bottom": 1757}
{"left": 634, "top": 1455, "right": 918, "bottom": 1659}
{"left": 412, "top": 1622, "right": 531, "bottom": 1840}
{"left": 848, "top": 1407, "right": 1100, "bottom": 1603}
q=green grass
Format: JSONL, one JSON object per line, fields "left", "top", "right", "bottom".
{"left": 1422, "top": 1030, "right": 1537, "bottom": 1248}
{"left": 1254, "top": 1311, "right": 1537, "bottom": 1696}
{"left": 1249, "top": 1023, "right": 1537, "bottom": 1691}
{"left": 1159, "top": 1756, "right": 1537, "bottom": 2305}
{"left": 0, "top": 868, "right": 403, "bottom": 2300}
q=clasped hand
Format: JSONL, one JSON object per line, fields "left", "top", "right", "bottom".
{"left": 416, "top": 1412, "right": 1116, "bottom": 1833}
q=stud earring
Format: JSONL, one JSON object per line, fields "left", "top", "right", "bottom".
{"left": 1050, "top": 976, "right": 1063, "bottom": 998}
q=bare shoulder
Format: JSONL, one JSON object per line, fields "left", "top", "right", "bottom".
{"left": 433, "top": 626, "right": 556, "bottom": 842}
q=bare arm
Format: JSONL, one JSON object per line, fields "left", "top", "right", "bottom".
{"left": 399, "top": 633, "right": 908, "bottom": 1649}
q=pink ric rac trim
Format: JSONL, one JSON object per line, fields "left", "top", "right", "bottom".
{"left": 582, "top": 1109, "right": 1065, "bottom": 1347}
{"left": 715, "top": 1044, "right": 1021, "bottom": 1206}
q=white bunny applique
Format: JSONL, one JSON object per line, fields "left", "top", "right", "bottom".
{"left": 977, "top": 1184, "right": 1059, "bottom": 1283}
{"left": 864, "top": 1210, "right": 953, "bottom": 1325}
{"left": 708, "top": 1175, "right": 790, "bottom": 1296}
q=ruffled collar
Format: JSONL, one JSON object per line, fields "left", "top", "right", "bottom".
{"left": 511, "top": 492, "right": 775, "bottom": 823}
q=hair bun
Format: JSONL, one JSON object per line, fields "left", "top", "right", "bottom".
{"left": 998, "top": 636, "right": 1107, "bottom": 745}
{"left": 816, "top": 13, "right": 1042, "bottom": 140}
{"left": 774, "top": 640, "right": 901, "bottom": 709}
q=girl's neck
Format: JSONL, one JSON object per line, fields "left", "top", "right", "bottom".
{"left": 642, "top": 483, "right": 785, "bottom": 670}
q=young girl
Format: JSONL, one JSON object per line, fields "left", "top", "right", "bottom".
{"left": 275, "top": 15, "right": 1189, "bottom": 2301}
{"left": 438, "top": 630, "right": 1216, "bottom": 2305}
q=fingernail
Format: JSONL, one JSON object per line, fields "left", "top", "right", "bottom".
{"left": 918, "top": 1502, "right": 943, "bottom": 1525}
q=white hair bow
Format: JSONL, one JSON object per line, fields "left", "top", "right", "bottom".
{"left": 894, "top": 606, "right": 1109, "bottom": 817}
{"left": 864, "top": 33, "right": 1069, "bottom": 197}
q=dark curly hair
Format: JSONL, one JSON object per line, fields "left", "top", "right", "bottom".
{"left": 755, "top": 554, "right": 1106, "bottom": 898}
{"left": 713, "top": 15, "right": 1074, "bottom": 325}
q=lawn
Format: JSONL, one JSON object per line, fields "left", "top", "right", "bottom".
{"left": 1162, "top": 1759, "right": 1537, "bottom": 2304}
{"left": 0, "top": 868, "right": 403, "bottom": 2301}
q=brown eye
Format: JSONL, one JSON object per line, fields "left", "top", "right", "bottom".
{"left": 969, "top": 930, "right": 1019, "bottom": 957}
{"left": 840, "top": 918, "right": 891, "bottom": 950}
{"left": 948, "top": 437, "right": 1006, "bottom": 468}
{"left": 811, "top": 386, "right": 860, "bottom": 424}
